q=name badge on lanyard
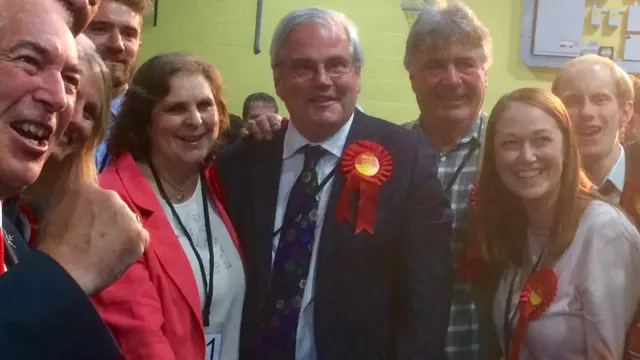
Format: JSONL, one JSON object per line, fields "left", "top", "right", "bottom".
{"left": 205, "top": 333, "right": 222, "bottom": 360}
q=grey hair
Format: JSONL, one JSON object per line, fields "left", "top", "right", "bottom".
{"left": 404, "top": 0, "right": 492, "bottom": 71}
{"left": 51, "top": 0, "right": 73, "bottom": 30}
{"left": 43, "top": 0, "right": 73, "bottom": 30}
{"left": 0, "top": 0, "right": 71, "bottom": 32}
{"left": 270, "top": 6, "right": 364, "bottom": 67}
{"left": 76, "top": 34, "right": 97, "bottom": 57}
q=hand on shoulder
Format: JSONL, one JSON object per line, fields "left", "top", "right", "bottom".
{"left": 242, "top": 113, "right": 287, "bottom": 141}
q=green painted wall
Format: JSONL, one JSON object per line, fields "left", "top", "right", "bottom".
{"left": 139, "top": 0, "right": 559, "bottom": 123}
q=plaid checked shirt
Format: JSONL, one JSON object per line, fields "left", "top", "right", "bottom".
{"left": 403, "top": 115, "right": 486, "bottom": 360}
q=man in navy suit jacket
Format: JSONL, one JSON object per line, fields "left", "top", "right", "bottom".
{"left": 217, "top": 7, "right": 453, "bottom": 360}
{"left": 0, "top": 0, "right": 148, "bottom": 358}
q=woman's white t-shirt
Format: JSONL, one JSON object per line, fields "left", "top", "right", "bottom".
{"left": 158, "top": 178, "right": 245, "bottom": 360}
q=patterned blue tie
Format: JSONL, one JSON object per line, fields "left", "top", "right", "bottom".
{"left": 259, "top": 145, "right": 326, "bottom": 360}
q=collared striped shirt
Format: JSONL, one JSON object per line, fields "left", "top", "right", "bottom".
{"left": 403, "top": 115, "right": 486, "bottom": 360}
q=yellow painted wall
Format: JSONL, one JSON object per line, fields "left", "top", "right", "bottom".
{"left": 137, "top": 0, "right": 630, "bottom": 123}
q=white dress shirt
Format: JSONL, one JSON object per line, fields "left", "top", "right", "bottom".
{"left": 271, "top": 114, "right": 354, "bottom": 360}
{"left": 600, "top": 145, "right": 626, "bottom": 203}
{"left": 493, "top": 200, "right": 640, "bottom": 359}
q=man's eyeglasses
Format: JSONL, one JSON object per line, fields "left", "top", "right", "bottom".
{"left": 276, "top": 59, "right": 356, "bottom": 82}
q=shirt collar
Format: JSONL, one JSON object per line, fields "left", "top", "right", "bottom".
{"left": 605, "top": 145, "right": 626, "bottom": 191}
{"left": 111, "top": 90, "right": 127, "bottom": 115}
{"left": 413, "top": 113, "right": 486, "bottom": 148}
{"left": 459, "top": 114, "right": 486, "bottom": 146}
{"left": 282, "top": 112, "right": 354, "bottom": 160}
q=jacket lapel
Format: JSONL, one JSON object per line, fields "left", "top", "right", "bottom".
{"left": 2, "top": 215, "right": 28, "bottom": 267}
{"left": 205, "top": 164, "right": 244, "bottom": 262}
{"left": 315, "top": 110, "right": 378, "bottom": 280}
{"left": 2, "top": 198, "right": 31, "bottom": 267}
{"left": 250, "top": 128, "right": 286, "bottom": 268}
{"left": 113, "top": 153, "right": 203, "bottom": 325}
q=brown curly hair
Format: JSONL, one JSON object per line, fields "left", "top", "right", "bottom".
{"left": 107, "top": 52, "right": 229, "bottom": 162}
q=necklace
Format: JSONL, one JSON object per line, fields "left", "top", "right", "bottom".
{"left": 144, "top": 160, "right": 198, "bottom": 203}
{"left": 157, "top": 172, "right": 190, "bottom": 203}
{"left": 176, "top": 187, "right": 185, "bottom": 202}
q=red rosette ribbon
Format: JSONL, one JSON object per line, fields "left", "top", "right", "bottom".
{"left": 457, "top": 180, "right": 485, "bottom": 282}
{"left": 335, "top": 140, "right": 392, "bottom": 235}
{"left": 620, "top": 180, "right": 640, "bottom": 225}
{"left": 509, "top": 267, "right": 558, "bottom": 360}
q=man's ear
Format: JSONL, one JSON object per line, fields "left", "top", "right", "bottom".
{"left": 621, "top": 100, "right": 634, "bottom": 132}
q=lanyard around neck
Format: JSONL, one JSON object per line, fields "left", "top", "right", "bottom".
{"left": 502, "top": 240, "right": 549, "bottom": 356}
{"left": 149, "top": 163, "right": 215, "bottom": 327}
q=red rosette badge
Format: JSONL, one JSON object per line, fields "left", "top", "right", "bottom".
{"left": 335, "top": 140, "right": 392, "bottom": 235}
{"left": 468, "top": 180, "right": 479, "bottom": 210}
{"left": 509, "top": 267, "right": 558, "bottom": 360}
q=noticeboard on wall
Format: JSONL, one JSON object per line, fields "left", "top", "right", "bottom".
{"left": 521, "top": 0, "right": 640, "bottom": 73}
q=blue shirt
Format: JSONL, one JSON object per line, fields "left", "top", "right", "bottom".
{"left": 95, "top": 91, "right": 125, "bottom": 172}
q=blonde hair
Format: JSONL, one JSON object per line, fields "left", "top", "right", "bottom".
{"left": 552, "top": 55, "right": 634, "bottom": 106}
{"left": 111, "top": 0, "right": 153, "bottom": 15}
{"left": 475, "top": 88, "right": 596, "bottom": 267}
{"left": 73, "top": 50, "right": 111, "bottom": 183}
